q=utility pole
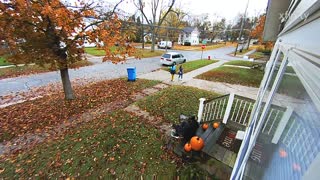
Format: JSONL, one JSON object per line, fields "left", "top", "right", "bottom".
{"left": 140, "top": 1, "right": 145, "bottom": 49}
{"left": 165, "top": 30, "right": 168, "bottom": 52}
{"left": 142, "top": 15, "right": 144, "bottom": 49}
{"left": 234, "top": 0, "right": 250, "bottom": 56}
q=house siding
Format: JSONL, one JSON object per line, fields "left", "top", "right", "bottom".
{"left": 178, "top": 27, "right": 200, "bottom": 45}
{"left": 231, "top": 0, "right": 320, "bottom": 179}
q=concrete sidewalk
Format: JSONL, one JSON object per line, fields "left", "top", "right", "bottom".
{"left": 137, "top": 60, "right": 259, "bottom": 99}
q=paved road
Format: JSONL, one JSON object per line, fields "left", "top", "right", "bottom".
{"left": 0, "top": 46, "right": 244, "bottom": 96}
{"left": 139, "top": 46, "right": 245, "bottom": 61}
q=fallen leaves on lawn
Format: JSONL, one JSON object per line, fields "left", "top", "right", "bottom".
{"left": 0, "top": 79, "right": 156, "bottom": 145}
{"left": 0, "top": 61, "right": 93, "bottom": 80}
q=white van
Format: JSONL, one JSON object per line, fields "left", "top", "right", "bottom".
{"left": 158, "top": 41, "right": 172, "bottom": 49}
{"left": 160, "top": 52, "right": 186, "bottom": 65}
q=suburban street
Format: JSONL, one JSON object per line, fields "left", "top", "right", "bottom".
{"left": 0, "top": 46, "right": 244, "bottom": 97}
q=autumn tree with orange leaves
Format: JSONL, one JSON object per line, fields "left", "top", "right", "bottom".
{"left": 250, "top": 14, "right": 266, "bottom": 43}
{"left": 0, "top": 0, "right": 134, "bottom": 100}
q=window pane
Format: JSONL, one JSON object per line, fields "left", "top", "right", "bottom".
{"left": 162, "top": 54, "right": 170, "bottom": 58}
{"left": 254, "top": 52, "right": 284, "bottom": 131}
{"left": 243, "top": 65, "right": 320, "bottom": 180}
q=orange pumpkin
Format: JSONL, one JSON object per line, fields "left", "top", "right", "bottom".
{"left": 184, "top": 143, "right": 192, "bottom": 152}
{"left": 202, "top": 123, "right": 209, "bottom": 130}
{"left": 190, "top": 136, "right": 204, "bottom": 151}
{"left": 213, "top": 122, "right": 220, "bottom": 129}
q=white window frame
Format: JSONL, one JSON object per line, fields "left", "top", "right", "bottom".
{"left": 231, "top": 43, "right": 290, "bottom": 179}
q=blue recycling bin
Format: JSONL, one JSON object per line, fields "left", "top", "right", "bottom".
{"left": 127, "top": 67, "right": 136, "bottom": 81}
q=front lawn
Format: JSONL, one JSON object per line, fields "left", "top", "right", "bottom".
{"left": 0, "top": 80, "right": 219, "bottom": 178}
{"left": 224, "top": 60, "right": 263, "bottom": 67}
{"left": 249, "top": 52, "right": 268, "bottom": 60}
{"left": 0, "top": 60, "right": 93, "bottom": 79}
{"left": 134, "top": 48, "right": 164, "bottom": 58}
{"left": 196, "top": 66, "right": 264, "bottom": 87}
{"left": 173, "top": 44, "right": 226, "bottom": 51}
{"left": 234, "top": 47, "right": 254, "bottom": 55}
{"left": 162, "top": 59, "right": 218, "bottom": 73}
{"left": 136, "top": 86, "right": 220, "bottom": 124}
{"left": 85, "top": 47, "right": 163, "bottom": 58}
{"left": 0, "top": 79, "right": 160, "bottom": 143}
{"left": 0, "top": 110, "right": 178, "bottom": 178}
{"left": 84, "top": 47, "right": 108, "bottom": 56}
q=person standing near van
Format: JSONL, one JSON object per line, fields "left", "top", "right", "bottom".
{"left": 178, "top": 65, "right": 183, "bottom": 80}
{"left": 170, "top": 64, "right": 176, "bottom": 81}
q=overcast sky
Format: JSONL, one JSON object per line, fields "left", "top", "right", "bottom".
{"left": 115, "top": 0, "right": 269, "bottom": 24}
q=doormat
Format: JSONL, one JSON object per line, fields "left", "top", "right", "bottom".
{"left": 217, "top": 128, "right": 242, "bottom": 153}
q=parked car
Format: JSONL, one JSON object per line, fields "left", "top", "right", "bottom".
{"left": 158, "top": 41, "right": 172, "bottom": 49}
{"left": 184, "top": 42, "right": 191, "bottom": 46}
{"left": 160, "top": 52, "right": 186, "bottom": 65}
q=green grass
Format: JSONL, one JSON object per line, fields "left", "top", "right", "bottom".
{"left": 136, "top": 86, "right": 220, "bottom": 124}
{"left": 0, "top": 110, "right": 178, "bottom": 178}
{"left": 196, "top": 66, "right": 264, "bottom": 87}
{"left": 162, "top": 60, "right": 218, "bottom": 73}
{"left": 0, "top": 56, "right": 12, "bottom": 66}
{"left": 235, "top": 48, "right": 252, "bottom": 55}
{"left": 134, "top": 48, "right": 164, "bottom": 58}
{"left": 85, "top": 47, "right": 163, "bottom": 58}
{"left": 180, "top": 60, "right": 218, "bottom": 73}
{"left": 249, "top": 52, "right": 267, "bottom": 60}
{"left": 224, "top": 60, "right": 263, "bottom": 68}
{"left": 84, "top": 47, "right": 107, "bottom": 56}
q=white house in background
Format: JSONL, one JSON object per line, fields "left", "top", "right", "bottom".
{"left": 178, "top": 27, "right": 200, "bottom": 45}
{"left": 143, "top": 33, "right": 152, "bottom": 43}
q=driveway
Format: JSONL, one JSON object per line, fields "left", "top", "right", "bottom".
{"left": 0, "top": 46, "right": 244, "bottom": 97}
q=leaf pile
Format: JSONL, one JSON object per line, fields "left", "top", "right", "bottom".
{"left": 0, "top": 79, "right": 159, "bottom": 143}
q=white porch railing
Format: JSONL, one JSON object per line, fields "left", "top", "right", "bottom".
{"left": 261, "top": 105, "right": 286, "bottom": 137}
{"left": 199, "top": 94, "right": 229, "bottom": 123}
{"left": 228, "top": 95, "right": 255, "bottom": 127}
{"left": 198, "top": 94, "right": 287, "bottom": 137}
{"left": 198, "top": 94, "right": 255, "bottom": 127}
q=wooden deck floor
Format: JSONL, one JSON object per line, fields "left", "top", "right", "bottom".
{"left": 174, "top": 123, "right": 238, "bottom": 168}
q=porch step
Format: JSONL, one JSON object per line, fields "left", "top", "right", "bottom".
{"left": 201, "top": 123, "right": 225, "bottom": 154}
{"left": 207, "top": 145, "right": 237, "bottom": 168}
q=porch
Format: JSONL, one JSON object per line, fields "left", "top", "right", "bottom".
{"left": 172, "top": 93, "right": 288, "bottom": 176}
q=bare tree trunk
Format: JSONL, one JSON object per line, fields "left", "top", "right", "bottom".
{"left": 60, "top": 67, "right": 75, "bottom": 100}
{"left": 151, "top": 27, "right": 155, "bottom": 52}
{"left": 246, "top": 36, "right": 252, "bottom": 50}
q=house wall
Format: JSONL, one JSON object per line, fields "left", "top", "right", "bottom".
{"left": 178, "top": 28, "right": 200, "bottom": 45}
{"left": 190, "top": 29, "right": 200, "bottom": 45}
{"left": 263, "top": 0, "right": 291, "bottom": 41}
{"left": 232, "top": 1, "right": 320, "bottom": 179}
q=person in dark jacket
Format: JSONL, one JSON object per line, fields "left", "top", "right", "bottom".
{"left": 178, "top": 65, "right": 183, "bottom": 80}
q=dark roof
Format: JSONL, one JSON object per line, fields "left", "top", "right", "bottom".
{"left": 182, "top": 27, "right": 195, "bottom": 33}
